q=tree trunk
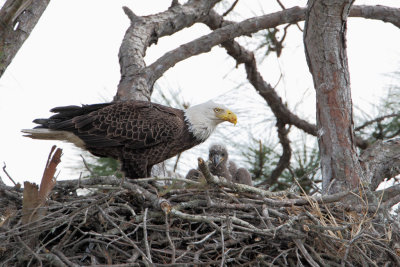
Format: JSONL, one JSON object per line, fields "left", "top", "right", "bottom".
{"left": 304, "top": 0, "right": 363, "bottom": 194}
{"left": 0, "top": 0, "right": 50, "bottom": 78}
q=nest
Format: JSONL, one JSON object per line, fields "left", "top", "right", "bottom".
{"left": 1, "top": 157, "right": 400, "bottom": 266}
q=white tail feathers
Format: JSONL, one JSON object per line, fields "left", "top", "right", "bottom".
{"left": 21, "top": 129, "right": 85, "bottom": 149}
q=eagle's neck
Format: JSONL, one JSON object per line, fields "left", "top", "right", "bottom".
{"left": 184, "top": 108, "right": 218, "bottom": 142}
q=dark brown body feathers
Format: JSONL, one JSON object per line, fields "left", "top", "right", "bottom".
{"left": 33, "top": 101, "right": 200, "bottom": 178}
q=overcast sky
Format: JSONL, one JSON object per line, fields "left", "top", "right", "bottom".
{"left": 0, "top": 0, "right": 399, "bottom": 186}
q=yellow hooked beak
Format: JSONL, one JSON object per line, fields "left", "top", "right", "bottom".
{"left": 218, "top": 109, "right": 237, "bottom": 125}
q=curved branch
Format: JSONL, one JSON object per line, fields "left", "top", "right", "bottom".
{"left": 350, "top": 5, "right": 400, "bottom": 28}
{"left": 115, "top": 0, "right": 221, "bottom": 101}
{"left": 146, "top": 5, "right": 400, "bottom": 92}
{"left": 146, "top": 6, "right": 305, "bottom": 88}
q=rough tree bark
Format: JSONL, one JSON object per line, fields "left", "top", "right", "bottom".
{"left": 304, "top": 0, "right": 364, "bottom": 194}
{"left": 0, "top": 0, "right": 50, "bottom": 78}
{"left": 361, "top": 138, "right": 400, "bottom": 190}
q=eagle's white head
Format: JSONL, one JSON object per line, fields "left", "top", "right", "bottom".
{"left": 184, "top": 100, "right": 237, "bottom": 141}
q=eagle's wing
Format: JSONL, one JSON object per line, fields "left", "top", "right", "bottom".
{"left": 49, "top": 101, "right": 184, "bottom": 150}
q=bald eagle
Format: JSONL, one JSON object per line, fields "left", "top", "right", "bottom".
{"left": 186, "top": 143, "right": 238, "bottom": 182}
{"left": 208, "top": 143, "right": 252, "bottom": 186}
{"left": 208, "top": 143, "right": 235, "bottom": 181}
{"left": 22, "top": 100, "right": 237, "bottom": 178}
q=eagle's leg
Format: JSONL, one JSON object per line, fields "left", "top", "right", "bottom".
{"left": 120, "top": 157, "right": 148, "bottom": 179}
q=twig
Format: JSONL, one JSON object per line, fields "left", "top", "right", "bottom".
{"left": 356, "top": 246, "right": 379, "bottom": 267}
{"left": 41, "top": 253, "right": 67, "bottom": 267}
{"left": 2, "top": 162, "right": 17, "bottom": 186}
{"left": 293, "top": 239, "right": 319, "bottom": 267}
{"left": 52, "top": 248, "right": 79, "bottom": 267}
{"left": 80, "top": 155, "right": 94, "bottom": 176}
{"left": 354, "top": 113, "right": 399, "bottom": 131}
{"left": 164, "top": 212, "right": 176, "bottom": 264}
{"left": 220, "top": 225, "right": 225, "bottom": 267}
{"left": 173, "top": 153, "right": 181, "bottom": 173}
{"left": 133, "top": 176, "right": 200, "bottom": 186}
{"left": 189, "top": 230, "right": 216, "bottom": 245}
{"left": 16, "top": 235, "right": 43, "bottom": 266}
{"left": 143, "top": 208, "right": 153, "bottom": 263}
{"left": 96, "top": 206, "right": 151, "bottom": 264}
{"left": 261, "top": 204, "right": 274, "bottom": 229}
{"left": 122, "top": 6, "right": 140, "bottom": 22}
{"left": 222, "top": 0, "right": 239, "bottom": 17}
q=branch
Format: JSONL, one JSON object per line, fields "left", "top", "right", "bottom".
{"left": 146, "top": 6, "right": 304, "bottom": 89}
{"left": 354, "top": 113, "right": 399, "bottom": 132}
{"left": 0, "top": 0, "right": 50, "bottom": 79}
{"left": 116, "top": 0, "right": 221, "bottom": 101}
{"left": 146, "top": 5, "right": 400, "bottom": 95}
{"left": 293, "top": 239, "right": 319, "bottom": 267}
{"left": 2, "top": 162, "right": 17, "bottom": 186}
{"left": 269, "top": 120, "right": 292, "bottom": 184}
{"left": 375, "top": 184, "right": 400, "bottom": 203}
{"left": 201, "top": 9, "right": 318, "bottom": 140}
{"left": 350, "top": 5, "right": 400, "bottom": 28}
{"left": 360, "top": 139, "right": 400, "bottom": 190}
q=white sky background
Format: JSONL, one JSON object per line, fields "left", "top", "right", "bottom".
{"left": 0, "top": 0, "right": 399, "bottom": 186}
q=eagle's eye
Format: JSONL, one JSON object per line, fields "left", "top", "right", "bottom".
{"left": 214, "top": 108, "right": 222, "bottom": 113}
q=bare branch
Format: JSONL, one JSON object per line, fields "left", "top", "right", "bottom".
{"left": 164, "top": 212, "right": 176, "bottom": 264}
{"left": 122, "top": 6, "right": 140, "bottom": 22}
{"left": 2, "top": 162, "right": 17, "bottom": 186}
{"left": 360, "top": 139, "right": 400, "bottom": 190}
{"left": 146, "top": 6, "right": 304, "bottom": 89}
{"left": 97, "top": 205, "right": 151, "bottom": 263}
{"left": 293, "top": 239, "right": 319, "bottom": 267}
{"left": 146, "top": 5, "right": 400, "bottom": 97}
{"left": 354, "top": 113, "right": 399, "bottom": 132}
{"left": 222, "top": 0, "right": 239, "bottom": 17}
{"left": 143, "top": 208, "right": 153, "bottom": 263}
{"left": 116, "top": 0, "right": 221, "bottom": 101}
{"left": 269, "top": 120, "right": 292, "bottom": 184}
{"left": 350, "top": 5, "right": 400, "bottom": 28}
